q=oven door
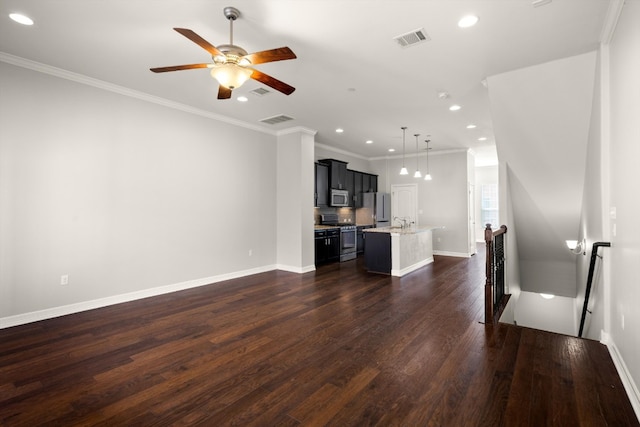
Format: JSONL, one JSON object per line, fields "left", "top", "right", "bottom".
{"left": 340, "top": 228, "right": 357, "bottom": 261}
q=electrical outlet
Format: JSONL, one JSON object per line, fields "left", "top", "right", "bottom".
{"left": 249, "top": 249, "right": 252, "bottom": 256}
{"left": 621, "top": 314, "right": 625, "bottom": 330}
{"left": 60, "top": 275, "right": 69, "bottom": 285}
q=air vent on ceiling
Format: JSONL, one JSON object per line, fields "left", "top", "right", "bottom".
{"left": 393, "top": 28, "right": 430, "bottom": 47}
{"left": 250, "top": 87, "right": 271, "bottom": 96}
{"left": 259, "top": 114, "right": 295, "bottom": 125}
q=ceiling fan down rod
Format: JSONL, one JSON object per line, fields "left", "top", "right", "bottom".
{"left": 223, "top": 6, "right": 240, "bottom": 45}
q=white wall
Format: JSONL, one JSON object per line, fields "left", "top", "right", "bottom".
{"left": 0, "top": 61, "right": 280, "bottom": 323}
{"left": 488, "top": 51, "right": 597, "bottom": 297}
{"left": 607, "top": 0, "right": 640, "bottom": 412}
{"left": 575, "top": 49, "right": 606, "bottom": 340}
{"left": 498, "top": 162, "right": 521, "bottom": 325}
{"left": 372, "top": 150, "right": 472, "bottom": 256}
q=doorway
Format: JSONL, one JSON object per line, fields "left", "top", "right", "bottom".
{"left": 391, "top": 184, "right": 418, "bottom": 227}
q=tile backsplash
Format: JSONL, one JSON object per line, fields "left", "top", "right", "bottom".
{"left": 315, "top": 207, "right": 355, "bottom": 224}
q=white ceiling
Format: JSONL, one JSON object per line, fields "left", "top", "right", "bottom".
{"left": 0, "top": 1, "right": 610, "bottom": 165}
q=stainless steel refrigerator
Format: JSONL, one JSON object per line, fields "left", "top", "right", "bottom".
{"left": 362, "top": 192, "right": 391, "bottom": 227}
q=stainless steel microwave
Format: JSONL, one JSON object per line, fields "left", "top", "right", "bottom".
{"left": 330, "top": 189, "right": 349, "bottom": 207}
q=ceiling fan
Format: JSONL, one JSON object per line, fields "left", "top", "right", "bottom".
{"left": 150, "top": 6, "right": 296, "bottom": 99}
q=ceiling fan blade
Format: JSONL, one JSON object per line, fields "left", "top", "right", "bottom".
{"left": 249, "top": 69, "right": 295, "bottom": 95}
{"left": 150, "top": 63, "right": 210, "bottom": 73}
{"left": 242, "top": 47, "right": 297, "bottom": 65}
{"left": 173, "top": 28, "right": 223, "bottom": 57}
{"left": 218, "top": 85, "right": 232, "bottom": 100}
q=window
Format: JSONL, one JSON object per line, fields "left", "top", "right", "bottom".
{"left": 481, "top": 184, "right": 499, "bottom": 228}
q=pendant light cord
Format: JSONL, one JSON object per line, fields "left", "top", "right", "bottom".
{"left": 401, "top": 127, "right": 407, "bottom": 167}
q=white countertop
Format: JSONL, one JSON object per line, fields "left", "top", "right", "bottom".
{"left": 363, "top": 225, "right": 443, "bottom": 235}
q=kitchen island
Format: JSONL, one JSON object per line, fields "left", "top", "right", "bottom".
{"left": 363, "top": 226, "right": 441, "bottom": 276}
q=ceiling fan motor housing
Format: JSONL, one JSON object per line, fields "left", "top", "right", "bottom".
{"left": 214, "top": 44, "right": 250, "bottom": 65}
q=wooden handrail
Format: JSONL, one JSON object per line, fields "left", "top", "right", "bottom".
{"left": 485, "top": 224, "right": 508, "bottom": 323}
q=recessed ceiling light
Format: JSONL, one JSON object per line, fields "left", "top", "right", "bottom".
{"left": 237, "top": 96, "right": 248, "bottom": 102}
{"left": 366, "top": 140, "right": 373, "bottom": 144}
{"left": 478, "top": 137, "right": 487, "bottom": 141}
{"left": 466, "top": 124, "right": 477, "bottom": 129}
{"left": 9, "top": 13, "right": 34, "bottom": 25}
{"left": 449, "top": 104, "right": 461, "bottom": 111}
{"left": 458, "top": 15, "right": 479, "bottom": 28}
{"left": 335, "top": 128, "right": 344, "bottom": 133}
{"left": 388, "top": 148, "right": 395, "bottom": 152}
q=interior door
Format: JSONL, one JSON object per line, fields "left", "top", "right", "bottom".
{"left": 391, "top": 184, "right": 418, "bottom": 226}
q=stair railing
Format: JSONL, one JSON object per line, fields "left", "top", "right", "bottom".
{"left": 578, "top": 242, "right": 610, "bottom": 337}
{"left": 485, "top": 224, "right": 508, "bottom": 323}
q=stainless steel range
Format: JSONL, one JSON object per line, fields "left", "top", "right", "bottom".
{"left": 320, "top": 214, "right": 357, "bottom": 262}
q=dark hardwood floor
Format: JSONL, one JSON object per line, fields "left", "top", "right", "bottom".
{"left": 1, "top": 248, "right": 638, "bottom": 426}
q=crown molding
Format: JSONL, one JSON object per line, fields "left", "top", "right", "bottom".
{"left": 369, "top": 147, "right": 469, "bottom": 162}
{"left": 0, "top": 52, "right": 276, "bottom": 136}
{"left": 277, "top": 126, "right": 317, "bottom": 137}
{"left": 314, "top": 142, "right": 369, "bottom": 161}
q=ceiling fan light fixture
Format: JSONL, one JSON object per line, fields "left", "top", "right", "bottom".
{"left": 210, "top": 64, "right": 252, "bottom": 89}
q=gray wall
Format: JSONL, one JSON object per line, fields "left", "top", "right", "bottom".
{"left": 0, "top": 61, "right": 279, "bottom": 320}
{"left": 314, "top": 144, "right": 372, "bottom": 173}
{"left": 372, "top": 150, "right": 472, "bottom": 256}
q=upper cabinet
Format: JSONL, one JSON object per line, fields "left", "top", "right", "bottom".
{"left": 318, "top": 159, "right": 348, "bottom": 190}
{"left": 346, "top": 169, "right": 355, "bottom": 207}
{"left": 316, "top": 159, "right": 377, "bottom": 208}
{"left": 315, "top": 162, "right": 329, "bottom": 207}
{"left": 368, "top": 174, "right": 378, "bottom": 193}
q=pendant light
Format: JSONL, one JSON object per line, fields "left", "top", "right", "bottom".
{"left": 424, "top": 139, "right": 433, "bottom": 181}
{"left": 413, "top": 134, "right": 422, "bottom": 178}
{"left": 399, "top": 127, "right": 409, "bottom": 175}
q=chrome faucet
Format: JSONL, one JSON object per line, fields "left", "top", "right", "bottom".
{"left": 393, "top": 216, "right": 410, "bottom": 229}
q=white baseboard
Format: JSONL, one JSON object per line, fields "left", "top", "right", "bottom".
{"left": 277, "top": 264, "right": 316, "bottom": 274}
{"left": 601, "top": 331, "right": 640, "bottom": 421}
{"left": 391, "top": 257, "right": 434, "bottom": 277}
{"left": 433, "top": 250, "right": 471, "bottom": 258}
{"left": 0, "top": 264, "right": 279, "bottom": 329}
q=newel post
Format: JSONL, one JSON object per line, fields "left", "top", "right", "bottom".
{"left": 484, "top": 223, "right": 494, "bottom": 323}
